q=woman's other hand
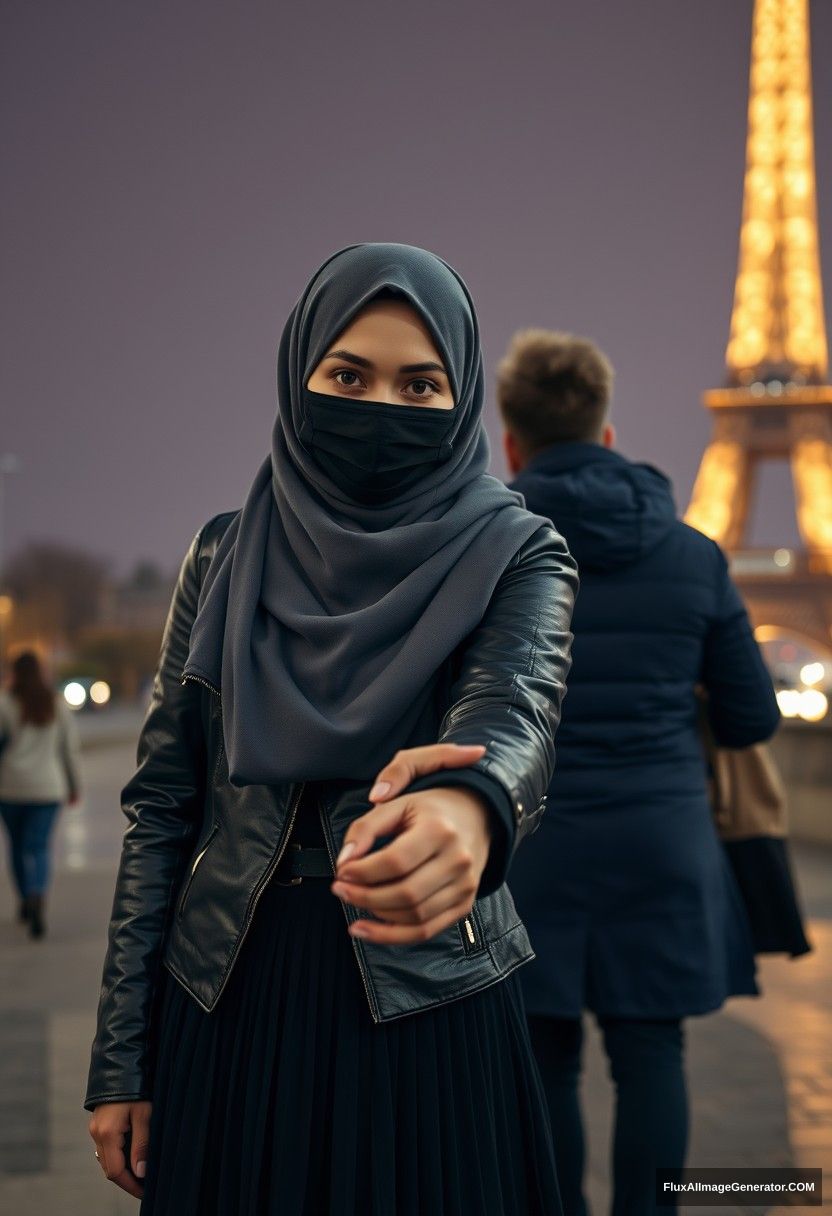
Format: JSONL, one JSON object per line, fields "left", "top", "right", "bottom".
{"left": 88, "top": 1099, "right": 152, "bottom": 1198}
{"left": 331, "top": 743, "right": 492, "bottom": 945}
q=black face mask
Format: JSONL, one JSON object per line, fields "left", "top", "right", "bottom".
{"left": 300, "top": 387, "right": 457, "bottom": 504}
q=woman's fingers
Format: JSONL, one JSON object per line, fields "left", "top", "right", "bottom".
{"left": 89, "top": 1102, "right": 149, "bottom": 1199}
{"left": 98, "top": 1130, "right": 144, "bottom": 1198}
{"left": 337, "top": 742, "right": 486, "bottom": 868}
{"left": 334, "top": 847, "right": 474, "bottom": 923}
{"left": 336, "top": 792, "right": 454, "bottom": 879}
{"left": 334, "top": 792, "right": 474, "bottom": 899}
{"left": 351, "top": 894, "right": 474, "bottom": 945}
{"left": 129, "top": 1101, "right": 152, "bottom": 1180}
{"left": 368, "top": 743, "right": 486, "bottom": 803}
{"left": 335, "top": 796, "right": 419, "bottom": 870}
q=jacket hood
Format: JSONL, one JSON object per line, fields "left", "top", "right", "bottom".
{"left": 509, "top": 442, "right": 678, "bottom": 571}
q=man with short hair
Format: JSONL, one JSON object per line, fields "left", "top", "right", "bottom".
{"left": 497, "top": 329, "right": 779, "bottom": 1216}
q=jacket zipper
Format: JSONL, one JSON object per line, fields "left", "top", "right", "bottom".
{"left": 317, "top": 799, "right": 380, "bottom": 1024}
{"left": 177, "top": 823, "right": 220, "bottom": 918}
{"left": 180, "top": 668, "right": 378, "bottom": 1019}
{"left": 425, "top": 694, "right": 486, "bottom": 955}
{"left": 207, "top": 780, "right": 306, "bottom": 1008}
{"left": 179, "top": 672, "right": 310, "bottom": 1007}
{"left": 460, "top": 908, "right": 485, "bottom": 954}
{"left": 181, "top": 672, "right": 221, "bottom": 698}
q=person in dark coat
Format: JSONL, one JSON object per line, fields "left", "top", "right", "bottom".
{"left": 495, "top": 330, "right": 781, "bottom": 1216}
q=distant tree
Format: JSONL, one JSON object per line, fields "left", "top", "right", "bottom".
{"left": 4, "top": 541, "right": 113, "bottom": 643}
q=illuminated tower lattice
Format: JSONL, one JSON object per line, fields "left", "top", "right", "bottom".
{"left": 685, "top": 0, "right": 832, "bottom": 649}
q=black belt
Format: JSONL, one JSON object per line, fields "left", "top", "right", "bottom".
{"left": 272, "top": 840, "right": 334, "bottom": 884}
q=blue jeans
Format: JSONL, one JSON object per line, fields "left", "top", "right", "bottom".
{"left": 0, "top": 800, "right": 62, "bottom": 898}
{"left": 527, "top": 1013, "right": 688, "bottom": 1216}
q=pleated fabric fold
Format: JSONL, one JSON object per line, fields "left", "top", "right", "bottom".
{"left": 139, "top": 850, "right": 562, "bottom": 1215}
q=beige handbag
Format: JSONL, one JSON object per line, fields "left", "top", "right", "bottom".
{"left": 706, "top": 739, "right": 788, "bottom": 841}
{"left": 699, "top": 695, "right": 811, "bottom": 957}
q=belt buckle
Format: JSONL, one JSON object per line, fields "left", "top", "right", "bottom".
{"left": 274, "top": 840, "right": 303, "bottom": 885}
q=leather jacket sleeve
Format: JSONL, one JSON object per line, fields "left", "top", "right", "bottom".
{"left": 402, "top": 523, "right": 578, "bottom": 899}
{"left": 84, "top": 521, "right": 210, "bottom": 1111}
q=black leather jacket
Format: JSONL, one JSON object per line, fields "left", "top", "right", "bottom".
{"left": 84, "top": 510, "right": 577, "bottom": 1111}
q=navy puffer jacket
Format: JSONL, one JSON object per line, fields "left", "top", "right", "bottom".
{"left": 506, "top": 442, "right": 780, "bottom": 1019}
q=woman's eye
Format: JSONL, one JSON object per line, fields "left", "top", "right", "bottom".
{"left": 407, "top": 379, "right": 438, "bottom": 398}
{"left": 334, "top": 370, "right": 363, "bottom": 389}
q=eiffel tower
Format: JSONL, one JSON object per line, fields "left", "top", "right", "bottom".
{"left": 685, "top": 0, "right": 832, "bottom": 654}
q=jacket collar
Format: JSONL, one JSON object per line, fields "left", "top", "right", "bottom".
{"left": 516, "top": 441, "right": 627, "bottom": 479}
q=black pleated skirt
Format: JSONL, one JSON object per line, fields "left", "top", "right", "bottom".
{"left": 139, "top": 788, "right": 563, "bottom": 1216}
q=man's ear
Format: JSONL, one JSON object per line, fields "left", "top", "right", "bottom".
{"left": 601, "top": 422, "right": 616, "bottom": 449}
{"left": 503, "top": 429, "right": 526, "bottom": 476}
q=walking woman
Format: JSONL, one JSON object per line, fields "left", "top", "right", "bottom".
{"left": 0, "top": 649, "right": 82, "bottom": 938}
{"left": 84, "top": 243, "right": 579, "bottom": 1215}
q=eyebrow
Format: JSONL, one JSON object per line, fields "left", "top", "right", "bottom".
{"left": 325, "top": 349, "right": 447, "bottom": 376}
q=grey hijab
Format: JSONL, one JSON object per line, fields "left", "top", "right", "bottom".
{"left": 184, "top": 242, "right": 551, "bottom": 784}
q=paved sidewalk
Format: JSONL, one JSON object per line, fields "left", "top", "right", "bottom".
{"left": 0, "top": 725, "right": 829, "bottom": 1214}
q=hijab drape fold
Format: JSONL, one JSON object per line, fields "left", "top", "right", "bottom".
{"left": 184, "top": 242, "right": 551, "bottom": 783}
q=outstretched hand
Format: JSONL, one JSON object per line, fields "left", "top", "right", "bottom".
{"left": 330, "top": 743, "right": 492, "bottom": 946}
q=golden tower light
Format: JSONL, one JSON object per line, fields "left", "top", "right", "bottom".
{"left": 726, "top": 0, "right": 828, "bottom": 386}
{"left": 685, "top": 0, "right": 832, "bottom": 576}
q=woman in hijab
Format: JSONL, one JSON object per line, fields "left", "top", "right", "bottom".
{"left": 86, "top": 242, "right": 578, "bottom": 1215}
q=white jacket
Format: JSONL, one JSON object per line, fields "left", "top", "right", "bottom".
{"left": 0, "top": 689, "right": 81, "bottom": 804}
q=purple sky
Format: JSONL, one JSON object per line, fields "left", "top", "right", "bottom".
{"left": 3, "top": 0, "right": 831, "bottom": 577}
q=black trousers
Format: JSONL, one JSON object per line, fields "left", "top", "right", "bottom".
{"left": 526, "top": 1013, "right": 688, "bottom": 1216}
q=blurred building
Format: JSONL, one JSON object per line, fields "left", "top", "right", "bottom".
{"left": 96, "top": 562, "right": 175, "bottom": 632}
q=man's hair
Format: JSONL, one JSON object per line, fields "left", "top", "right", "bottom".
{"left": 496, "top": 330, "right": 614, "bottom": 451}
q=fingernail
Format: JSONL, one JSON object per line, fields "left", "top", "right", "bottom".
{"left": 336, "top": 841, "right": 356, "bottom": 867}
{"left": 369, "top": 781, "right": 391, "bottom": 799}
{"left": 331, "top": 882, "right": 347, "bottom": 897}
{"left": 136, "top": 1161, "right": 146, "bottom": 1178}
{"left": 350, "top": 922, "right": 369, "bottom": 937}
